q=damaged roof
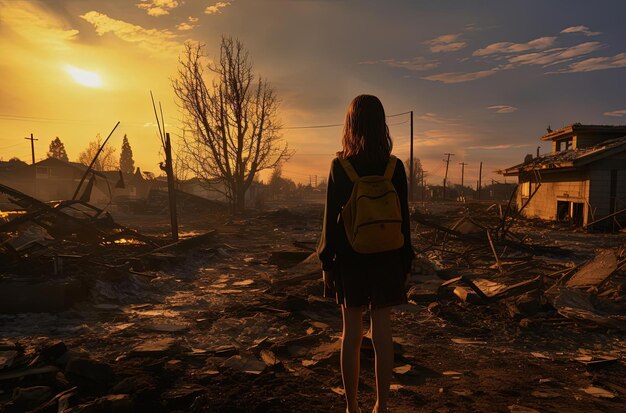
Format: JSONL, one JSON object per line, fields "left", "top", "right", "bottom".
{"left": 501, "top": 135, "right": 626, "bottom": 176}
{"left": 541, "top": 124, "right": 626, "bottom": 141}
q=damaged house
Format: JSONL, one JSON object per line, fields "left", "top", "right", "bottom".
{"left": 502, "top": 124, "right": 626, "bottom": 228}
{"left": 0, "top": 157, "right": 152, "bottom": 206}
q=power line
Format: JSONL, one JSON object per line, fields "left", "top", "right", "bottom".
{"left": 0, "top": 142, "right": 24, "bottom": 150}
{"left": 1, "top": 111, "right": 412, "bottom": 131}
{"left": 388, "top": 119, "right": 410, "bottom": 127}
{"left": 282, "top": 123, "right": 342, "bottom": 130}
{"left": 387, "top": 111, "right": 412, "bottom": 118}
{"left": 0, "top": 114, "right": 156, "bottom": 128}
{"left": 282, "top": 111, "right": 411, "bottom": 130}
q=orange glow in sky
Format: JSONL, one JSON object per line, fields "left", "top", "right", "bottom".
{"left": 1, "top": 1, "right": 624, "bottom": 186}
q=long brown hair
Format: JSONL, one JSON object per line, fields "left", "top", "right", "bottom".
{"left": 339, "top": 94, "right": 392, "bottom": 162}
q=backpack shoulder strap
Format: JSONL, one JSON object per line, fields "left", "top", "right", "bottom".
{"left": 338, "top": 158, "right": 359, "bottom": 182}
{"left": 383, "top": 155, "right": 397, "bottom": 180}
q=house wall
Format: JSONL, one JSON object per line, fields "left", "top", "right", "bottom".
{"left": 517, "top": 169, "right": 589, "bottom": 223}
{"left": 576, "top": 133, "right": 599, "bottom": 149}
{"left": 576, "top": 131, "right": 626, "bottom": 149}
{"left": 588, "top": 153, "right": 626, "bottom": 221}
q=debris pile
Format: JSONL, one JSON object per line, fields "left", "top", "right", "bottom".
{"left": 0, "top": 182, "right": 216, "bottom": 313}
{"left": 410, "top": 202, "right": 626, "bottom": 331}
{"left": 1, "top": 198, "right": 624, "bottom": 412}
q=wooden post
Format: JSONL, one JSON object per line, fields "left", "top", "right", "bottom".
{"left": 443, "top": 153, "right": 453, "bottom": 200}
{"left": 25, "top": 133, "right": 38, "bottom": 197}
{"left": 25, "top": 133, "right": 37, "bottom": 165}
{"left": 165, "top": 133, "right": 179, "bottom": 241}
{"left": 409, "top": 110, "right": 414, "bottom": 202}
{"left": 477, "top": 161, "right": 483, "bottom": 200}
{"left": 421, "top": 170, "right": 426, "bottom": 204}
{"left": 459, "top": 162, "right": 467, "bottom": 201}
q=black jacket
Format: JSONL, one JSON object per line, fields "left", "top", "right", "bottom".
{"left": 317, "top": 156, "right": 415, "bottom": 273}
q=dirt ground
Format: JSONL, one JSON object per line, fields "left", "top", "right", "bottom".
{"left": 1, "top": 202, "right": 625, "bottom": 412}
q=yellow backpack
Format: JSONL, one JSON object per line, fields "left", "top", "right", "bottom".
{"left": 339, "top": 155, "right": 404, "bottom": 254}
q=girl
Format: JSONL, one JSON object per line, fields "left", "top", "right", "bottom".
{"left": 318, "top": 95, "right": 415, "bottom": 413}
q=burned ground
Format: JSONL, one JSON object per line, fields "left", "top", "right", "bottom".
{"left": 1, "top": 196, "right": 625, "bottom": 413}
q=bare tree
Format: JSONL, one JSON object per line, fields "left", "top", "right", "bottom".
{"left": 172, "top": 37, "right": 292, "bottom": 213}
{"left": 78, "top": 134, "right": 117, "bottom": 171}
{"left": 172, "top": 132, "right": 192, "bottom": 186}
{"left": 405, "top": 157, "right": 427, "bottom": 200}
{"left": 404, "top": 157, "right": 424, "bottom": 187}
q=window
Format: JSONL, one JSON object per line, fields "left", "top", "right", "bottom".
{"left": 36, "top": 166, "right": 49, "bottom": 176}
{"left": 557, "top": 139, "right": 573, "bottom": 151}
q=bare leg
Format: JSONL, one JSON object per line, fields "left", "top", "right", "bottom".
{"left": 370, "top": 306, "right": 393, "bottom": 413}
{"left": 341, "top": 305, "right": 363, "bottom": 413}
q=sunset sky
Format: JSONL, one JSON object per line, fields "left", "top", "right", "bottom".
{"left": 1, "top": 0, "right": 625, "bottom": 186}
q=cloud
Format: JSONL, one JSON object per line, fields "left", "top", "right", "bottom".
{"left": 176, "top": 22, "right": 194, "bottom": 31}
{"left": 137, "top": 0, "right": 179, "bottom": 16}
{"left": 359, "top": 56, "right": 439, "bottom": 71}
{"left": 488, "top": 105, "right": 517, "bottom": 114}
{"left": 80, "top": 11, "right": 182, "bottom": 57}
{"left": 176, "top": 22, "right": 195, "bottom": 32}
{"left": 406, "top": 129, "right": 473, "bottom": 151}
{"left": 177, "top": 16, "right": 199, "bottom": 31}
{"left": 467, "top": 144, "right": 529, "bottom": 150}
{"left": 556, "top": 52, "right": 626, "bottom": 73}
{"left": 424, "top": 33, "right": 467, "bottom": 53}
{"left": 421, "top": 68, "right": 500, "bottom": 84}
{"left": 508, "top": 42, "right": 603, "bottom": 67}
{"left": 473, "top": 36, "right": 557, "bottom": 56}
{"left": 604, "top": 109, "right": 626, "bottom": 117}
{"left": 417, "top": 113, "right": 460, "bottom": 125}
{"left": 561, "top": 25, "right": 601, "bottom": 36}
{"left": 404, "top": 129, "right": 471, "bottom": 148}
{"left": 0, "top": 1, "right": 79, "bottom": 50}
{"left": 205, "top": 1, "right": 231, "bottom": 15}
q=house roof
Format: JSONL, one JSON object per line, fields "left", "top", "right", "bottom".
{"left": 32, "top": 157, "right": 107, "bottom": 178}
{"left": 501, "top": 135, "right": 626, "bottom": 176}
{"left": 0, "top": 159, "right": 28, "bottom": 172}
{"left": 541, "top": 123, "right": 626, "bottom": 141}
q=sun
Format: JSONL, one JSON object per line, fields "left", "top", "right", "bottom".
{"left": 65, "top": 65, "right": 103, "bottom": 88}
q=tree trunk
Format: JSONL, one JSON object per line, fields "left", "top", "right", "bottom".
{"left": 235, "top": 186, "right": 246, "bottom": 214}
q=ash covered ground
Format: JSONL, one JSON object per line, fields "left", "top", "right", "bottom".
{"left": 1, "top": 201, "right": 625, "bottom": 412}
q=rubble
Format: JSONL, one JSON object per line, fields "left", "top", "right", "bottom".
{"left": 0, "top": 199, "right": 624, "bottom": 412}
{"left": 0, "top": 182, "right": 217, "bottom": 313}
{"left": 411, "top": 202, "right": 626, "bottom": 332}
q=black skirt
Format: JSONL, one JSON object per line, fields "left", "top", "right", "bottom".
{"left": 326, "top": 249, "right": 408, "bottom": 309}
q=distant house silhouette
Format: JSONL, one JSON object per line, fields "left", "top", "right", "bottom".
{"left": 0, "top": 157, "right": 151, "bottom": 205}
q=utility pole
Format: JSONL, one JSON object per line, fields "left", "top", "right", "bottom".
{"left": 409, "top": 110, "right": 414, "bottom": 202}
{"left": 442, "top": 152, "right": 454, "bottom": 200}
{"left": 25, "top": 133, "right": 38, "bottom": 165}
{"left": 459, "top": 162, "right": 467, "bottom": 200}
{"left": 25, "top": 133, "right": 38, "bottom": 197}
{"left": 477, "top": 161, "right": 483, "bottom": 200}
